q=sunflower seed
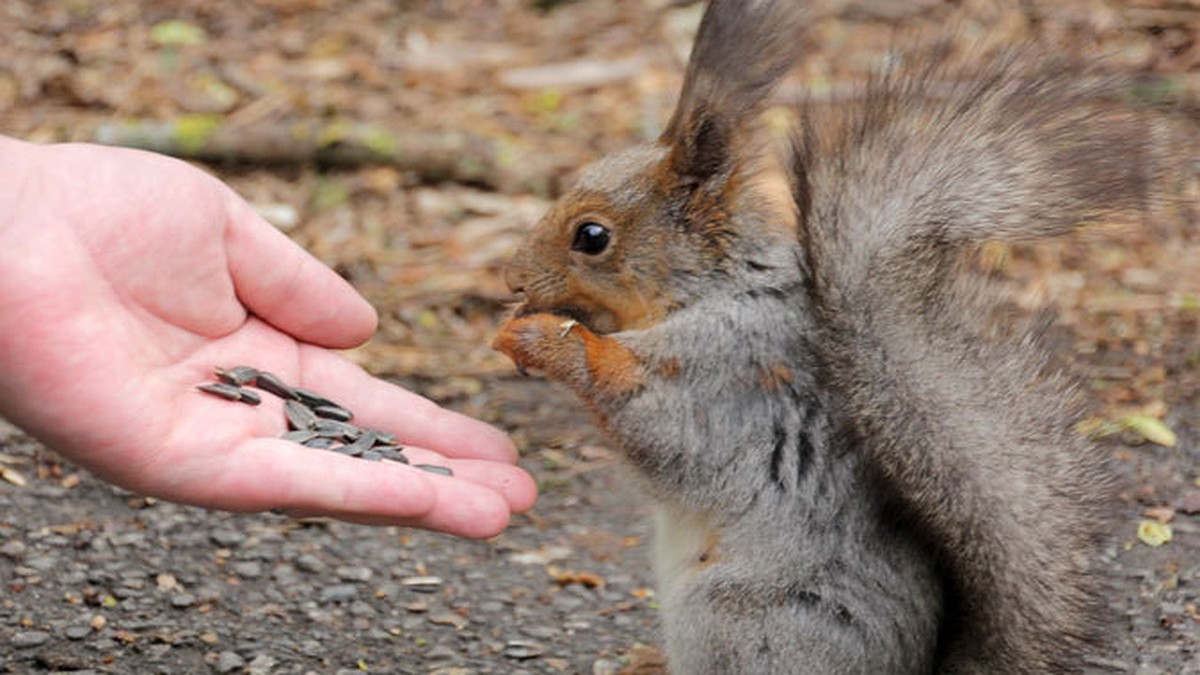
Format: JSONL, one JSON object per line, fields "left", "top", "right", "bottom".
{"left": 337, "top": 431, "right": 377, "bottom": 456}
{"left": 378, "top": 446, "right": 409, "bottom": 464}
{"left": 293, "top": 387, "right": 340, "bottom": 410}
{"left": 314, "top": 419, "right": 362, "bottom": 441}
{"left": 369, "top": 429, "right": 398, "bottom": 446}
{"left": 280, "top": 430, "right": 319, "bottom": 444}
{"left": 284, "top": 400, "right": 317, "bottom": 430}
{"left": 200, "top": 365, "right": 417, "bottom": 467}
{"left": 197, "top": 382, "right": 243, "bottom": 401}
{"left": 214, "top": 365, "right": 259, "bottom": 386}
{"left": 254, "top": 371, "right": 297, "bottom": 400}
{"left": 312, "top": 405, "right": 354, "bottom": 422}
{"left": 414, "top": 464, "right": 453, "bottom": 477}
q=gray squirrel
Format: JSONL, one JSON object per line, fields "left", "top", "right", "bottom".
{"left": 494, "top": 0, "right": 1154, "bottom": 672}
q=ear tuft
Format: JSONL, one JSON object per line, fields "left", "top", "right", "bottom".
{"left": 661, "top": 0, "right": 808, "bottom": 186}
{"left": 671, "top": 113, "right": 729, "bottom": 185}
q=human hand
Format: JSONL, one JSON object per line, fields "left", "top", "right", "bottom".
{"left": 0, "top": 136, "right": 536, "bottom": 538}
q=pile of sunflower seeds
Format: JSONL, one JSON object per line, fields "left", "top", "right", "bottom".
{"left": 196, "top": 365, "right": 452, "bottom": 476}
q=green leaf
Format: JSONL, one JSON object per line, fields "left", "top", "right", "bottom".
{"left": 150, "top": 20, "right": 207, "bottom": 47}
{"left": 173, "top": 114, "right": 221, "bottom": 154}
{"left": 1137, "top": 520, "right": 1172, "bottom": 547}
{"left": 1124, "top": 415, "right": 1178, "bottom": 448}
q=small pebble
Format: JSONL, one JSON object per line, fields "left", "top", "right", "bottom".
{"left": 1, "top": 540, "right": 27, "bottom": 559}
{"left": 64, "top": 626, "right": 91, "bottom": 640}
{"left": 296, "top": 554, "right": 325, "bottom": 573}
{"left": 319, "top": 584, "right": 359, "bottom": 603}
{"left": 503, "top": 639, "right": 545, "bottom": 660}
{"left": 211, "top": 530, "right": 246, "bottom": 548}
{"left": 215, "top": 650, "right": 246, "bottom": 674}
{"left": 11, "top": 631, "right": 50, "bottom": 648}
{"left": 425, "top": 645, "right": 457, "bottom": 660}
{"left": 336, "top": 566, "right": 373, "bottom": 583}
{"left": 171, "top": 593, "right": 197, "bottom": 608}
{"left": 232, "top": 561, "right": 262, "bottom": 578}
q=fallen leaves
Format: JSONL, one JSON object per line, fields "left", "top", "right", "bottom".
{"left": 546, "top": 565, "right": 605, "bottom": 589}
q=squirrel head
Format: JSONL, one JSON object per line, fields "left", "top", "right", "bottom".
{"left": 504, "top": 0, "right": 805, "bottom": 335}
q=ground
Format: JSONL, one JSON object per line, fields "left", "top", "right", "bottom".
{"left": 1, "top": 1, "right": 1198, "bottom": 673}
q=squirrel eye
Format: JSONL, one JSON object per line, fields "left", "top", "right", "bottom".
{"left": 570, "top": 221, "right": 611, "bottom": 255}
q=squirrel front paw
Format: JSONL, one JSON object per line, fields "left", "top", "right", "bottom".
{"left": 492, "top": 313, "right": 583, "bottom": 375}
{"left": 493, "top": 313, "right": 644, "bottom": 397}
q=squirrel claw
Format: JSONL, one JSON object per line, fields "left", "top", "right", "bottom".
{"left": 558, "top": 319, "right": 579, "bottom": 338}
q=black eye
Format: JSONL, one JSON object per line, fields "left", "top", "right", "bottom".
{"left": 570, "top": 221, "right": 611, "bottom": 255}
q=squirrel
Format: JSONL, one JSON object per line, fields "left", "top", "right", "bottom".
{"left": 494, "top": 0, "right": 1155, "bottom": 672}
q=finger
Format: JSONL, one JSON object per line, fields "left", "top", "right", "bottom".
{"left": 399, "top": 446, "right": 538, "bottom": 514}
{"left": 222, "top": 193, "right": 377, "bottom": 349}
{"left": 181, "top": 436, "right": 439, "bottom": 519}
{"left": 295, "top": 346, "right": 520, "bottom": 464}
{"left": 284, "top": 472, "right": 515, "bottom": 539}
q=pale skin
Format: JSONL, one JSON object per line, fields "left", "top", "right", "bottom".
{"left": 0, "top": 135, "right": 537, "bottom": 538}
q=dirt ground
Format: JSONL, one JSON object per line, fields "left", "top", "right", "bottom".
{"left": 1, "top": 1, "right": 1198, "bottom": 673}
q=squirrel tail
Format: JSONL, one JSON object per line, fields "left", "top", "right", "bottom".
{"left": 792, "top": 51, "right": 1161, "bottom": 670}
{"left": 794, "top": 51, "right": 1160, "bottom": 284}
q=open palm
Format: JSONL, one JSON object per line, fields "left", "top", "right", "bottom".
{"left": 0, "top": 138, "right": 535, "bottom": 538}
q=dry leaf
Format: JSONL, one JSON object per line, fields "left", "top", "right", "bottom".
{"left": 1143, "top": 506, "right": 1175, "bottom": 524}
{"left": 546, "top": 565, "right": 605, "bottom": 588}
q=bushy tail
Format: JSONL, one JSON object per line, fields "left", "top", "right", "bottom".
{"left": 793, "top": 52, "right": 1160, "bottom": 672}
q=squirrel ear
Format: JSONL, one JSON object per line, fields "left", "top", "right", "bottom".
{"left": 669, "top": 111, "right": 730, "bottom": 186}
{"left": 661, "top": 0, "right": 806, "bottom": 186}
